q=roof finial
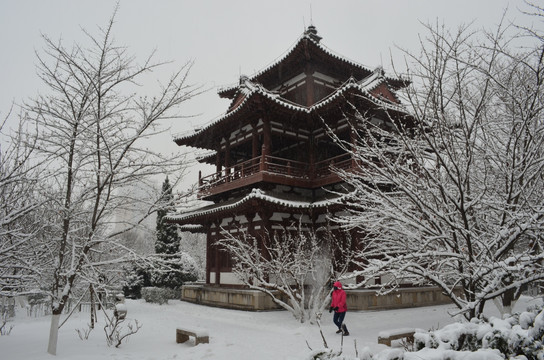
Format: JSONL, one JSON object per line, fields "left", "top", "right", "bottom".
{"left": 305, "top": 24, "right": 322, "bottom": 43}
{"left": 239, "top": 74, "right": 249, "bottom": 85}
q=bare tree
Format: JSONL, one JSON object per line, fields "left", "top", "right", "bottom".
{"left": 219, "top": 223, "right": 353, "bottom": 324}
{"left": 334, "top": 13, "right": 544, "bottom": 320}
{"left": 23, "top": 8, "right": 200, "bottom": 355}
{"left": 0, "top": 108, "right": 50, "bottom": 296}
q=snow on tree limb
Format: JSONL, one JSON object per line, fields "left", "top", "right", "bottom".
{"left": 330, "top": 9, "right": 544, "bottom": 320}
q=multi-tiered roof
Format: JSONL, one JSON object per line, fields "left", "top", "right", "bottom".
{"left": 168, "top": 25, "right": 409, "bottom": 230}
{"left": 175, "top": 26, "right": 407, "bottom": 151}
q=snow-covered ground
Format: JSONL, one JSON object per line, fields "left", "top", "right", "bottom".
{"left": 1, "top": 296, "right": 542, "bottom": 360}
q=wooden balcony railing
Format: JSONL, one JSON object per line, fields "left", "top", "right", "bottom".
{"left": 198, "top": 153, "right": 353, "bottom": 196}
{"left": 315, "top": 153, "right": 353, "bottom": 177}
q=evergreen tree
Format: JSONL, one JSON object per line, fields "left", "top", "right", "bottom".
{"left": 155, "top": 176, "right": 180, "bottom": 255}
{"left": 153, "top": 177, "right": 197, "bottom": 288}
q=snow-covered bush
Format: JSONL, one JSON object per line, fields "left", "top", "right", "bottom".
{"left": 121, "top": 265, "right": 152, "bottom": 299}
{"left": 304, "top": 349, "right": 359, "bottom": 360}
{"left": 302, "top": 340, "right": 374, "bottom": 360}
{"left": 122, "top": 253, "right": 199, "bottom": 300}
{"left": 141, "top": 287, "right": 179, "bottom": 305}
{"left": 412, "top": 303, "right": 544, "bottom": 359}
{"left": 414, "top": 321, "right": 486, "bottom": 351}
{"left": 103, "top": 316, "right": 142, "bottom": 348}
{"left": 303, "top": 303, "right": 544, "bottom": 360}
{"left": 150, "top": 252, "right": 199, "bottom": 289}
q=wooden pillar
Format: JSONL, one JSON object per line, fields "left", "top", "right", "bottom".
{"left": 224, "top": 139, "right": 231, "bottom": 179}
{"left": 205, "top": 229, "right": 212, "bottom": 284}
{"left": 262, "top": 116, "right": 271, "bottom": 156}
{"left": 309, "top": 133, "right": 316, "bottom": 179}
{"left": 207, "top": 222, "right": 221, "bottom": 286}
{"left": 260, "top": 144, "right": 267, "bottom": 171}
{"left": 215, "top": 147, "right": 222, "bottom": 174}
{"left": 258, "top": 210, "right": 272, "bottom": 255}
{"left": 258, "top": 209, "right": 271, "bottom": 283}
{"left": 213, "top": 222, "right": 221, "bottom": 285}
{"left": 215, "top": 243, "right": 221, "bottom": 285}
{"left": 246, "top": 212, "right": 255, "bottom": 287}
{"left": 260, "top": 116, "right": 271, "bottom": 172}
{"left": 252, "top": 123, "right": 259, "bottom": 165}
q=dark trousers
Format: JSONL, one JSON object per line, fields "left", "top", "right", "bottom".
{"left": 333, "top": 311, "right": 346, "bottom": 329}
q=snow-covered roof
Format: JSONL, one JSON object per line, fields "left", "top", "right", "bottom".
{"left": 217, "top": 26, "right": 406, "bottom": 97}
{"left": 174, "top": 72, "right": 406, "bottom": 145}
{"left": 165, "top": 188, "right": 346, "bottom": 223}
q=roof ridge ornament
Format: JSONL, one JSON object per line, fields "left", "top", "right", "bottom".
{"left": 238, "top": 74, "right": 257, "bottom": 94}
{"left": 374, "top": 66, "right": 385, "bottom": 76}
{"left": 239, "top": 74, "right": 249, "bottom": 85}
{"left": 304, "top": 25, "right": 322, "bottom": 43}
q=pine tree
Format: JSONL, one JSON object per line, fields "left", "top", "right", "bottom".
{"left": 155, "top": 176, "right": 180, "bottom": 256}
{"left": 153, "top": 177, "right": 197, "bottom": 288}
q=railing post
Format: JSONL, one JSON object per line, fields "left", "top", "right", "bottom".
{"left": 260, "top": 144, "right": 268, "bottom": 172}
{"left": 198, "top": 170, "right": 202, "bottom": 186}
{"left": 260, "top": 153, "right": 266, "bottom": 171}
{"left": 287, "top": 161, "right": 292, "bottom": 176}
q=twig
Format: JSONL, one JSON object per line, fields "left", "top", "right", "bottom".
{"left": 59, "top": 288, "right": 89, "bottom": 329}
{"left": 318, "top": 323, "right": 328, "bottom": 349}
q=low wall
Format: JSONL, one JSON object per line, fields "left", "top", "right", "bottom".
{"left": 181, "top": 284, "right": 282, "bottom": 311}
{"left": 347, "top": 287, "right": 453, "bottom": 311}
{"left": 181, "top": 284, "right": 454, "bottom": 311}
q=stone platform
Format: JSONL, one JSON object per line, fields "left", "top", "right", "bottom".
{"left": 181, "top": 284, "right": 453, "bottom": 311}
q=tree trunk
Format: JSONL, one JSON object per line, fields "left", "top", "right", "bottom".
{"left": 495, "top": 288, "right": 518, "bottom": 316}
{"left": 90, "top": 285, "right": 96, "bottom": 329}
{"left": 47, "top": 313, "right": 61, "bottom": 355}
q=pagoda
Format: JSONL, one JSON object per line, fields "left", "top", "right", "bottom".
{"left": 167, "top": 26, "right": 410, "bottom": 306}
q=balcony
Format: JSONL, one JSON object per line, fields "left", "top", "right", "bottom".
{"left": 198, "top": 153, "right": 353, "bottom": 198}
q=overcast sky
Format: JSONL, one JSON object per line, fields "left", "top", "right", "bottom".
{"left": 0, "top": 0, "right": 535, "bottom": 176}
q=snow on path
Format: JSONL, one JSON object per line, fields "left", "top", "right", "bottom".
{"left": 1, "top": 296, "right": 541, "bottom": 360}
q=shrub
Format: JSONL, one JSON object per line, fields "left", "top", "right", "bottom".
{"left": 122, "top": 265, "right": 152, "bottom": 299}
{"left": 341, "top": 301, "right": 544, "bottom": 360}
{"left": 141, "top": 287, "right": 180, "bottom": 305}
{"left": 413, "top": 302, "right": 544, "bottom": 359}
{"left": 150, "top": 252, "right": 199, "bottom": 289}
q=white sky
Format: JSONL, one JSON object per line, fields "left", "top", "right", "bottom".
{"left": 0, "top": 0, "right": 534, "bottom": 180}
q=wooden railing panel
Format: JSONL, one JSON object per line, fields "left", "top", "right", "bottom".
{"left": 199, "top": 154, "right": 353, "bottom": 196}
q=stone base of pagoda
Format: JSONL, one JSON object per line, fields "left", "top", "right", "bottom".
{"left": 346, "top": 286, "right": 456, "bottom": 311}
{"left": 181, "top": 284, "right": 455, "bottom": 311}
{"left": 180, "top": 284, "right": 283, "bottom": 311}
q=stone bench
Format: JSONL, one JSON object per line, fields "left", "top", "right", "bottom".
{"left": 377, "top": 328, "right": 416, "bottom": 346}
{"left": 176, "top": 327, "right": 209, "bottom": 345}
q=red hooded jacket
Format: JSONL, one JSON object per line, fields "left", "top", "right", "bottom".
{"left": 331, "top": 281, "right": 347, "bottom": 313}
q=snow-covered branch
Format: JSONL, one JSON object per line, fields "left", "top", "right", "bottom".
{"left": 332, "top": 15, "right": 544, "bottom": 320}
{"left": 218, "top": 222, "right": 352, "bottom": 324}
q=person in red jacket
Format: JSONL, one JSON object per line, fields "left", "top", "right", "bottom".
{"left": 329, "top": 281, "right": 349, "bottom": 335}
